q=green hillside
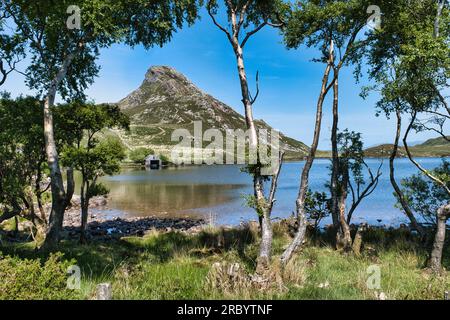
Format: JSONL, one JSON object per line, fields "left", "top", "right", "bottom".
{"left": 108, "top": 66, "right": 309, "bottom": 161}
{"left": 316, "top": 136, "right": 449, "bottom": 159}
{"left": 363, "top": 136, "right": 449, "bottom": 158}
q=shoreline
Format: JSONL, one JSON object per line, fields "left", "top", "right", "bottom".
{"left": 57, "top": 197, "right": 440, "bottom": 243}
{"left": 58, "top": 196, "right": 206, "bottom": 241}
{"left": 120, "top": 155, "right": 449, "bottom": 168}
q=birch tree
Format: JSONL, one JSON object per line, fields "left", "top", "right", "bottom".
{"left": 364, "top": 0, "right": 449, "bottom": 271}
{"left": 280, "top": 2, "right": 336, "bottom": 265}
{"left": 333, "top": 130, "right": 382, "bottom": 251}
{"left": 56, "top": 103, "right": 129, "bottom": 244}
{"left": 280, "top": 0, "right": 372, "bottom": 264}
{"left": 3, "top": 0, "right": 201, "bottom": 248}
{"left": 206, "top": 0, "right": 286, "bottom": 273}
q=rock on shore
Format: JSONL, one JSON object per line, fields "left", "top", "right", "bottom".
{"left": 60, "top": 195, "right": 205, "bottom": 241}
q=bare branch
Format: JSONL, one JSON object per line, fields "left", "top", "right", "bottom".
{"left": 207, "top": 2, "right": 233, "bottom": 44}
{"left": 0, "top": 61, "right": 7, "bottom": 86}
{"left": 404, "top": 112, "right": 450, "bottom": 196}
{"left": 347, "top": 160, "right": 383, "bottom": 224}
{"left": 236, "top": 0, "right": 253, "bottom": 35}
{"left": 268, "top": 151, "right": 285, "bottom": 211}
{"left": 415, "top": 117, "right": 450, "bottom": 142}
{"left": 249, "top": 71, "right": 260, "bottom": 104}
{"left": 267, "top": 20, "right": 285, "bottom": 28}
{"left": 240, "top": 21, "right": 268, "bottom": 48}
{"left": 325, "top": 26, "right": 364, "bottom": 92}
{"left": 436, "top": 89, "right": 450, "bottom": 115}
{"left": 0, "top": 207, "right": 20, "bottom": 224}
{"left": 425, "top": 109, "right": 450, "bottom": 119}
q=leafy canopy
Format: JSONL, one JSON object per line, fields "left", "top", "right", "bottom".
{"left": 283, "top": 0, "right": 373, "bottom": 64}
{"left": 4, "top": 0, "right": 201, "bottom": 100}
{"left": 0, "top": 94, "right": 45, "bottom": 208}
{"left": 400, "top": 160, "right": 450, "bottom": 225}
{"left": 57, "top": 102, "right": 129, "bottom": 181}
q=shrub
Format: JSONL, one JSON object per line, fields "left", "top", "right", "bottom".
{"left": 0, "top": 252, "right": 78, "bottom": 300}
{"left": 128, "top": 147, "right": 154, "bottom": 164}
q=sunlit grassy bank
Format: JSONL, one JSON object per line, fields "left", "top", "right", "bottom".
{"left": 0, "top": 224, "right": 449, "bottom": 300}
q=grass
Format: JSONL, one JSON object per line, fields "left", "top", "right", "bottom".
{"left": 0, "top": 223, "right": 449, "bottom": 300}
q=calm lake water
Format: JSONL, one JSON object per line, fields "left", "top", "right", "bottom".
{"left": 97, "top": 158, "right": 446, "bottom": 226}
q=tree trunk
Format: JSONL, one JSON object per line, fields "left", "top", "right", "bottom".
{"left": 35, "top": 164, "right": 48, "bottom": 225}
{"left": 428, "top": 204, "right": 450, "bottom": 273}
{"left": 390, "top": 110, "right": 425, "bottom": 237}
{"left": 280, "top": 46, "right": 334, "bottom": 266}
{"left": 232, "top": 42, "right": 270, "bottom": 272}
{"left": 41, "top": 54, "right": 76, "bottom": 249}
{"left": 336, "top": 167, "right": 352, "bottom": 251}
{"left": 330, "top": 72, "right": 340, "bottom": 232}
{"left": 65, "top": 167, "right": 75, "bottom": 207}
{"left": 0, "top": 207, "right": 20, "bottom": 224}
{"left": 41, "top": 93, "right": 67, "bottom": 248}
{"left": 12, "top": 216, "right": 19, "bottom": 237}
{"left": 80, "top": 180, "right": 89, "bottom": 244}
{"left": 330, "top": 72, "right": 353, "bottom": 250}
{"left": 257, "top": 207, "right": 273, "bottom": 274}
{"left": 234, "top": 44, "right": 258, "bottom": 145}
{"left": 352, "top": 224, "right": 367, "bottom": 256}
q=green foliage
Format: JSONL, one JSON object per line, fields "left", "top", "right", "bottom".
{"left": 129, "top": 147, "right": 155, "bottom": 164}
{"left": 283, "top": 0, "right": 372, "bottom": 65}
{"left": 305, "top": 190, "right": 330, "bottom": 232}
{"left": 2, "top": 225, "right": 449, "bottom": 300}
{"left": 400, "top": 159, "right": 450, "bottom": 225}
{"left": 0, "top": 95, "right": 46, "bottom": 217}
{"left": 4, "top": 0, "right": 202, "bottom": 100}
{"left": 55, "top": 102, "right": 129, "bottom": 147}
{"left": 242, "top": 194, "right": 264, "bottom": 217}
{"left": 0, "top": 97, "right": 128, "bottom": 223}
{"left": 59, "top": 103, "right": 128, "bottom": 180}
{"left": 337, "top": 129, "right": 365, "bottom": 186}
{"left": 0, "top": 4, "right": 25, "bottom": 86}
{"left": 0, "top": 252, "right": 77, "bottom": 300}
{"left": 159, "top": 154, "right": 170, "bottom": 163}
{"left": 363, "top": 0, "right": 449, "bottom": 117}
{"left": 87, "top": 183, "right": 109, "bottom": 199}
{"left": 207, "top": 0, "right": 288, "bottom": 30}
{"left": 58, "top": 102, "right": 127, "bottom": 236}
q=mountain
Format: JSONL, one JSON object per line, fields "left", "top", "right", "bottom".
{"left": 109, "top": 66, "right": 309, "bottom": 160}
{"left": 420, "top": 136, "right": 450, "bottom": 147}
{"left": 315, "top": 136, "right": 449, "bottom": 158}
{"left": 364, "top": 136, "right": 450, "bottom": 158}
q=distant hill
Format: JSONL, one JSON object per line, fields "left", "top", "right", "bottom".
{"left": 316, "top": 136, "right": 449, "bottom": 158}
{"left": 107, "top": 66, "right": 309, "bottom": 160}
{"left": 364, "top": 136, "right": 449, "bottom": 158}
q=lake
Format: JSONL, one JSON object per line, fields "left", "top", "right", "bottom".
{"left": 97, "top": 158, "right": 446, "bottom": 226}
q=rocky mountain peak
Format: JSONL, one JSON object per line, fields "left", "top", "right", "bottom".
{"left": 141, "top": 66, "right": 199, "bottom": 97}
{"left": 114, "top": 66, "right": 309, "bottom": 158}
{"left": 144, "top": 66, "right": 191, "bottom": 86}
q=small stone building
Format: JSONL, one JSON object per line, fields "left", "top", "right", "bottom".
{"left": 145, "top": 155, "right": 162, "bottom": 169}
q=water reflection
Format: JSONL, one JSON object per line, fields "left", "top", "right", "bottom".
{"left": 107, "top": 181, "right": 245, "bottom": 218}
{"left": 88, "top": 158, "right": 445, "bottom": 226}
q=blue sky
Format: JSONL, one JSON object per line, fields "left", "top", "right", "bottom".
{"left": 2, "top": 8, "right": 446, "bottom": 150}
